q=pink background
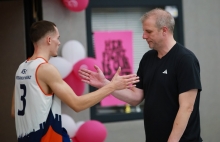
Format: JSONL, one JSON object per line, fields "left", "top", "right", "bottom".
{"left": 93, "top": 31, "right": 133, "bottom": 106}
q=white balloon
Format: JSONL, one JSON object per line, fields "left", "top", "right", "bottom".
{"left": 61, "top": 114, "right": 77, "bottom": 138}
{"left": 49, "top": 56, "right": 73, "bottom": 79}
{"left": 75, "top": 121, "right": 85, "bottom": 131}
{"left": 62, "top": 40, "right": 86, "bottom": 66}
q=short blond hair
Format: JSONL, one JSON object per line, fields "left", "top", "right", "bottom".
{"left": 140, "top": 8, "right": 175, "bottom": 33}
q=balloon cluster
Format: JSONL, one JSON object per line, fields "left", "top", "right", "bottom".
{"left": 62, "top": 0, "right": 89, "bottom": 12}
{"left": 49, "top": 40, "right": 102, "bottom": 96}
{"left": 62, "top": 114, "right": 107, "bottom": 142}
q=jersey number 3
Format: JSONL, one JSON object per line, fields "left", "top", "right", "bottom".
{"left": 18, "top": 84, "right": 26, "bottom": 116}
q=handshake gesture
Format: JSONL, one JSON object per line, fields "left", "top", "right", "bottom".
{"left": 78, "top": 65, "right": 139, "bottom": 90}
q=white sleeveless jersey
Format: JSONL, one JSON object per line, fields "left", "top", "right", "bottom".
{"left": 14, "top": 58, "right": 67, "bottom": 142}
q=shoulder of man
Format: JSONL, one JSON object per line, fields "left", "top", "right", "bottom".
{"left": 176, "top": 43, "right": 199, "bottom": 61}
{"left": 143, "top": 49, "right": 157, "bottom": 58}
{"left": 38, "top": 63, "right": 56, "bottom": 72}
{"left": 37, "top": 63, "right": 61, "bottom": 80}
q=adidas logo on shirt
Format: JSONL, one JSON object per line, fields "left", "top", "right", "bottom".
{"left": 162, "top": 69, "right": 167, "bottom": 74}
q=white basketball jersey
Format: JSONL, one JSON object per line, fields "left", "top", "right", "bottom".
{"left": 14, "top": 57, "right": 67, "bottom": 142}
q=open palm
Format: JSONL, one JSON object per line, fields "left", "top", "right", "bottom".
{"left": 78, "top": 65, "right": 108, "bottom": 88}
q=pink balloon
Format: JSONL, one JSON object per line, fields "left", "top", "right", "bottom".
{"left": 73, "top": 57, "right": 102, "bottom": 79}
{"left": 62, "top": 0, "right": 89, "bottom": 12}
{"left": 72, "top": 120, "right": 107, "bottom": 142}
{"left": 63, "top": 70, "right": 85, "bottom": 96}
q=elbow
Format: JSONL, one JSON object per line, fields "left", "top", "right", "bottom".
{"left": 129, "top": 100, "right": 142, "bottom": 106}
{"left": 187, "top": 106, "right": 194, "bottom": 113}
{"left": 68, "top": 97, "right": 84, "bottom": 112}
{"left": 180, "top": 104, "right": 194, "bottom": 113}
{"left": 130, "top": 102, "right": 138, "bottom": 106}
{"left": 71, "top": 105, "right": 84, "bottom": 113}
{"left": 74, "top": 108, "right": 81, "bottom": 113}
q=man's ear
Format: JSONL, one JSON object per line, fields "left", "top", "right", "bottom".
{"left": 162, "top": 26, "right": 168, "bottom": 36}
{"left": 46, "top": 36, "right": 51, "bottom": 45}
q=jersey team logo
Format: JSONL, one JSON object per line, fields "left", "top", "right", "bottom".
{"left": 21, "top": 69, "right": 27, "bottom": 74}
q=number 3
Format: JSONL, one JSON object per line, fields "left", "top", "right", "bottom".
{"left": 18, "top": 84, "right": 26, "bottom": 116}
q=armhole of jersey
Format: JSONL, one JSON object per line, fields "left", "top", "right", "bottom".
{"left": 36, "top": 63, "right": 53, "bottom": 96}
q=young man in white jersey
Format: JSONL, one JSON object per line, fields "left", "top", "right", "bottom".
{"left": 11, "top": 20, "right": 139, "bottom": 142}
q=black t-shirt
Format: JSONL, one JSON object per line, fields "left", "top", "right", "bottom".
{"left": 136, "top": 43, "right": 202, "bottom": 142}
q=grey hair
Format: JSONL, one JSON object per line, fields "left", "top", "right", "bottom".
{"left": 140, "top": 8, "right": 175, "bottom": 33}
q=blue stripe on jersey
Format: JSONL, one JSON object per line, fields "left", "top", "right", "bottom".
{"left": 18, "top": 109, "right": 70, "bottom": 142}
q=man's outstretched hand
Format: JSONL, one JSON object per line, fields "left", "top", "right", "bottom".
{"left": 78, "top": 65, "right": 139, "bottom": 89}
{"left": 110, "top": 67, "right": 139, "bottom": 90}
{"left": 78, "top": 65, "right": 107, "bottom": 88}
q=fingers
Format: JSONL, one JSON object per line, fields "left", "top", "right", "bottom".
{"left": 127, "top": 76, "right": 140, "bottom": 84}
{"left": 121, "top": 75, "right": 139, "bottom": 84}
{"left": 94, "top": 65, "right": 101, "bottom": 73}
{"left": 79, "top": 72, "right": 91, "bottom": 84}
{"left": 78, "top": 70, "right": 90, "bottom": 80}
{"left": 124, "top": 76, "right": 139, "bottom": 89}
{"left": 79, "top": 68, "right": 91, "bottom": 74}
{"left": 122, "top": 74, "right": 138, "bottom": 79}
{"left": 126, "top": 84, "right": 137, "bottom": 89}
{"left": 126, "top": 80, "right": 139, "bottom": 86}
{"left": 111, "top": 67, "right": 121, "bottom": 81}
{"left": 81, "top": 79, "right": 90, "bottom": 84}
{"left": 116, "top": 66, "right": 121, "bottom": 75}
{"left": 79, "top": 73, "right": 89, "bottom": 80}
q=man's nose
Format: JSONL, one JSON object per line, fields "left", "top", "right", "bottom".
{"left": 142, "top": 33, "right": 147, "bottom": 39}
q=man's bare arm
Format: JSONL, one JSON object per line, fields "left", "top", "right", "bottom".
{"left": 112, "top": 87, "right": 144, "bottom": 106}
{"left": 168, "top": 89, "right": 198, "bottom": 142}
{"left": 38, "top": 63, "right": 139, "bottom": 112}
{"left": 100, "top": 80, "right": 144, "bottom": 106}
{"left": 79, "top": 66, "right": 144, "bottom": 106}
